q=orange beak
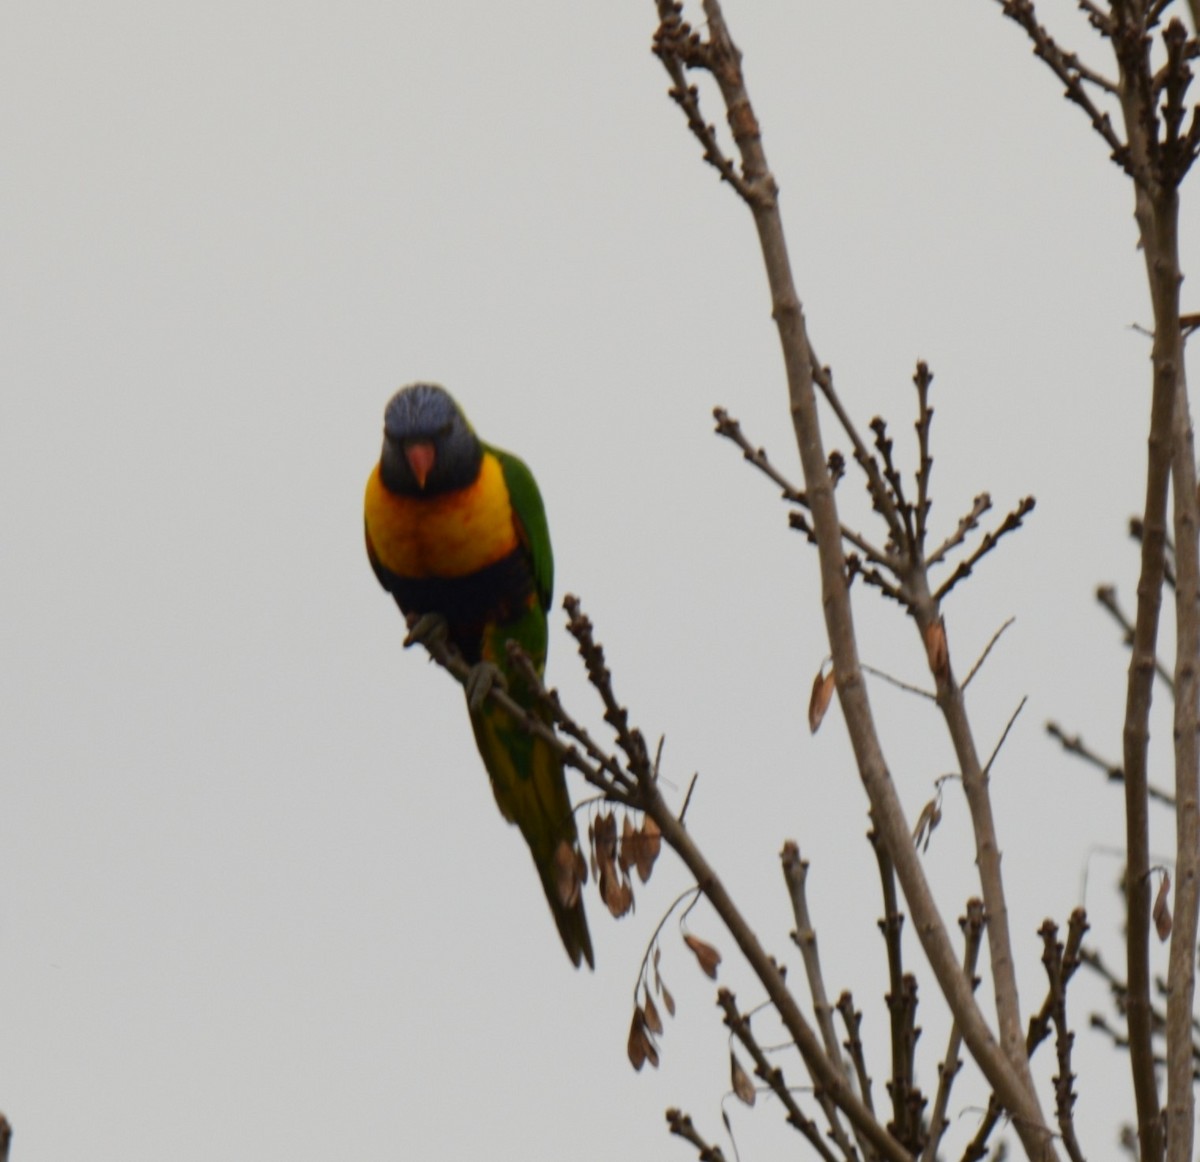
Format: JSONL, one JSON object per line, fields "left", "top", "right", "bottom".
{"left": 404, "top": 441, "right": 436, "bottom": 489}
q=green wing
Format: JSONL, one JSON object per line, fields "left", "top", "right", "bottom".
{"left": 474, "top": 443, "right": 592, "bottom": 967}
{"left": 489, "top": 444, "right": 553, "bottom": 613}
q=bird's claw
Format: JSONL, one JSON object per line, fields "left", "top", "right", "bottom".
{"left": 404, "top": 612, "right": 449, "bottom": 650}
{"left": 466, "top": 661, "right": 507, "bottom": 712}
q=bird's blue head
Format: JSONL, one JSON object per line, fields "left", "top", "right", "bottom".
{"left": 379, "top": 383, "right": 483, "bottom": 496}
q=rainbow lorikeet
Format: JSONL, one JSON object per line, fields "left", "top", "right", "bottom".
{"left": 364, "top": 383, "right": 593, "bottom": 968}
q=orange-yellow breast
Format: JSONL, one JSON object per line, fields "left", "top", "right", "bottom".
{"left": 364, "top": 451, "right": 519, "bottom": 579}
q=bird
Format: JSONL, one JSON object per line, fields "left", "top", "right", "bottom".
{"left": 364, "top": 383, "right": 593, "bottom": 968}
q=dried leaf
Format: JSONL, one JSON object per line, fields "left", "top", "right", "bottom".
{"left": 603, "top": 876, "right": 634, "bottom": 918}
{"left": 636, "top": 816, "right": 662, "bottom": 882}
{"left": 808, "top": 664, "right": 836, "bottom": 734}
{"left": 644, "top": 992, "right": 663, "bottom": 1036}
{"left": 594, "top": 812, "right": 634, "bottom": 917}
{"left": 554, "top": 840, "right": 583, "bottom": 908}
{"left": 1154, "top": 872, "right": 1173, "bottom": 941}
{"left": 627, "top": 1008, "right": 648, "bottom": 1071}
{"left": 593, "top": 814, "right": 616, "bottom": 865}
{"left": 684, "top": 932, "right": 722, "bottom": 979}
{"left": 618, "top": 815, "right": 637, "bottom": 874}
{"left": 627, "top": 1007, "right": 659, "bottom": 1071}
{"left": 924, "top": 618, "right": 949, "bottom": 682}
{"left": 620, "top": 814, "right": 661, "bottom": 884}
{"left": 912, "top": 798, "right": 942, "bottom": 853}
{"left": 731, "top": 1050, "right": 756, "bottom": 1106}
{"left": 587, "top": 820, "right": 598, "bottom": 881}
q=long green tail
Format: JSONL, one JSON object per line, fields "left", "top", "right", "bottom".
{"left": 470, "top": 701, "right": 594, "bottom": 969}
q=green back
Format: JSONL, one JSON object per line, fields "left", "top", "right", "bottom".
{"left": 488, "top": 443, "right": 553, "bottom": 614}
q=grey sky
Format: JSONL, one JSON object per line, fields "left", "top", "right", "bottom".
{"left": 1, "top": 1, "right": 1176, "bottom": 1158}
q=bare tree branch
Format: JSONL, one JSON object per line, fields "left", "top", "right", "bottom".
{"left": 653, "top": 1, "right": 1057, "bottom": 1153}
{"left": 869, "top": 829, "right": 925, "bottom": 1154}
{"left": 933, "top": 498, "right": 1037, "bottom": 603}
{"left": 912, "top": 363, "right": 935, "bottom": 550}
{"left": 837, "top": 991, "right": 876, "bottom": 1123}
{"left": 1038, "top": 918, "right": 1087, "bottom": 1162}
{"left": 712, "top": 407, "right": 894, "bottom": 567}
{"left": 666, "top": 1108, "right": 729, "bottom": 1162}
{"left": 923, "top": 901, "right": 986, "bottom": 1162}
{"left": 653, "top": 785, "right": 910, "bottom": 1162}
{"left": 1112, "top": 11, "right": 1200, "bottom": 1157}
{"left": 1096, "top": 585, "right": 1175, "bottom": 692}
{"left": 434, "top": 591, "right": 913, "bottom": 1160}
{"left": 995, "top": 0, "right": 1136, "bottom": 178}
{"left": 926, "top": 494, "right": 993, "bottom": 569}
{"left": 781, "top": 843, "right": 846, "bottom": 1076}
{"left": 1045, "top": 721, "right": 1177, "bottom": 807}
{"left": 1129, "top": 517, "right": 1176, "bottom": 590}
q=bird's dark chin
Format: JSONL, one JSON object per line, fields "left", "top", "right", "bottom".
{"left": 379, "top": 438, "right": 416, "bottom": 494}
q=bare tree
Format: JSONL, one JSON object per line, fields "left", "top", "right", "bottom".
{"left": 412, "top": 2, "right": 1200, "bottom": 1159}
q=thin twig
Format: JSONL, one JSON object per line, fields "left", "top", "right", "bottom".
{"left": 836, "top": 992, "right": 875, "bottom": 1121}
{"left": 713, "top": 407, "right": 894, "bottom": 567}
{"left": 995, "top": 0, "right": 1138, "bottom": 180}
{"left": 861, "top": 663, "right": 936, "bottom": 702}
{"left": 812, "top": 363, "right": 908, "bottom": 547}
{"left": 634, "top": 885, "right": 702, "bottom": 1002}
{"left": 651, "top": 8, "right": 759, "bottom": 207}
{"left": 962, "top": 617, "right": 1016, "bottom": 691}
{"left": 1129, "top": 517, "right": 1176, "bottom": 590}
{"left": 563, "top": 595, "right": 654, "bottom": 783}
{"left": 1096, "top": 585, "right": 1175, "bottom": 692}
{"left": 679, "top": 771, "right": 699, "bottom": 824}
{"left": 913, "top": 362, "right": 935, "bottom": 551}
{"left": 1076, "top": 0, "right": 1114, "bottom": 35}
{"left": 871, "top": 415, "right": 916, "bottom": 554}
{"left": 933, "top": 497, "right": 1037, "bottom": 603}
{"left": 983, "top": 696, "right": 1028, "bottom": 775}
{"left": 870, "top": 829, "right": 926, "bottom": 1154}
{"left": 781, "top": 842, "right": 845, "bottom": 1072}
{"left": 926, "top": 494, "right": 992, "bottom": 568}
{"left": 922, "top": 900, "right": 986, "bottom": 1162}
{"left": 1045, "top": 722, "right": 1176, "bottom": 807}
{"left": 1038, "top": 918, "right": 1087, "bottom": 1162}
{"left": 779, "top": 842, "right": 868, "bottom": 1160}
{"left": 666, "top": 1109, "right": 728, "bottom": 1162}
{"left": 962, "top": 911, "right": 1090, "bottom": 1159}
